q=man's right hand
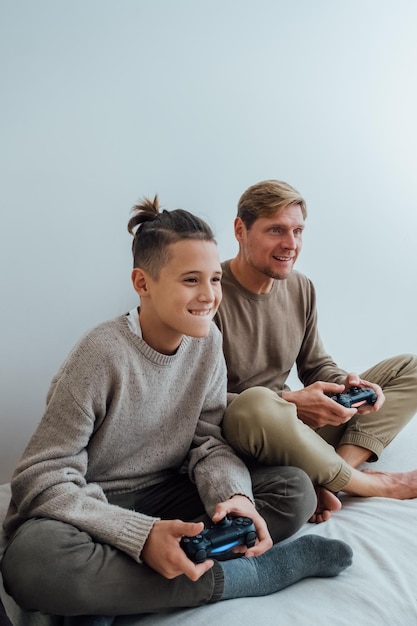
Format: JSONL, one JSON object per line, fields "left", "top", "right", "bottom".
{"left": 282, "top": 381, "right": 357, "bottom": 428}
{"left": 141, "top": 519, "right": 214, "bottom": 581}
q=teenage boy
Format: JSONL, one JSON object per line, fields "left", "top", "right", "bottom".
{"left": 1, "top": 197, "right": 352, "bottom": 621}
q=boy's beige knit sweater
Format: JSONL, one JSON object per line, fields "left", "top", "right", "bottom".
{"left": 4, "top": 316, "right": 253, "bottom": 562}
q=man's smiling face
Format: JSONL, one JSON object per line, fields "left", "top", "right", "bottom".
{"left": 236, "top": 203, "right": 305, "bottom": 282}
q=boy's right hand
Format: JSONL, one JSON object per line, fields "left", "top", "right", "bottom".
{"left": 141, "top": 519, "right": 214, "bottom": 581}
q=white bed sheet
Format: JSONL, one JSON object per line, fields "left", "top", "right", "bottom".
{"left": 1, "top": 416, "right": 417, "bottom": 626}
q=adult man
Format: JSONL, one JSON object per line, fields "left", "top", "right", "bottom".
{"left": 215, "top": 179, "right": 417, "bottom": 523}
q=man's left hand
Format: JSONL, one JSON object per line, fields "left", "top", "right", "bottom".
{"left": 343, "top": 373, "right": 385, "bottom": 414}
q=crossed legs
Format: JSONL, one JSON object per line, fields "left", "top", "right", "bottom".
{"left": 223, "top": 354, "right": 417, "bottom": 522}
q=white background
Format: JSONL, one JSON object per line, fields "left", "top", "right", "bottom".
{"left": 1, "top": 0, "right": 416, "bottom": 483}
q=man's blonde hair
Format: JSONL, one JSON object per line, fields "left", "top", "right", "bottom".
{"left": 237, "top": 180, "right": 307, "bottom": 229}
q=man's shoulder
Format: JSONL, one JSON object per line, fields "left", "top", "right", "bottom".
{"left": 287, "top": 269, "right": 313, "bottom": 288}
{"left": 220, "top": 259, "right": 233, "bottom": 281}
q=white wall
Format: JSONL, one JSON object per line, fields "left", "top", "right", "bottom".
{"left": 1, "top": 0, "right": 416, "bottom": 483}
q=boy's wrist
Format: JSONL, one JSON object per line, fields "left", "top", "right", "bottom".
{"left": 229, "top": 493, "right": 255, "bottom": 505}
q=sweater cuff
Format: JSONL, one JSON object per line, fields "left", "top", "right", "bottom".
{"left": 117, "top": 514, "right": 160, "bottom": 563}
{"left": 229, "top": 493, "right": 255, "bottom": 505}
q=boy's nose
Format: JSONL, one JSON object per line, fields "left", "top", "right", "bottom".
{"left": 198, "top": 285, "right": 215, "bottom": 302}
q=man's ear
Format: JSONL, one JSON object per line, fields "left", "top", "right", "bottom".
{"left": 234, "top": 217, "right": 246, "bottom": 242}
{"left": 131, "top": 268, "right": 150, "bottom": 297}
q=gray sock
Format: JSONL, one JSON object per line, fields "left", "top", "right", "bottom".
{"left": 220, "top": 535, "right": 353, "bottom": 600}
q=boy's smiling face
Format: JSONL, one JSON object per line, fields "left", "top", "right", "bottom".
{"left": 132, "top": 239, "right": 222, "bottom": 354}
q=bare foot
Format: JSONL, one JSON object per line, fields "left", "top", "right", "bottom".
{"left": 309, "top": 486, "right": 342, "bottom": 524}
{"left": 360, "top": 468, "right": 417, "bottom": 499}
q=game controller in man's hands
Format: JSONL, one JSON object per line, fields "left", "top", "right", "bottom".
{"left": 180, "top": 516, "right": 257, "bottom": 563}
{"left": 331, "top": 386, "right": 377, "bottom": 409}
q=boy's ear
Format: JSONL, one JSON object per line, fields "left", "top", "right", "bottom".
{"left": 131, "top": 268, "right": 150, "bottom": 297}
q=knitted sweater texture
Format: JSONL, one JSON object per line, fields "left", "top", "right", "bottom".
{"left": 215, "top": 261, "right": 348, "bottom": 397}
{"left": 4, "top": 316, "right": 253, "bottom": 562}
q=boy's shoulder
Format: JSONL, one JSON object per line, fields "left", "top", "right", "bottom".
{"left": 63, "top": 315, "right": 132, "bottom": 367}
{"left": 183, "top": 320, "right": 222, "bottom": 351}
{"left": 78, "top": 314, "right": 128, "bottom": 345}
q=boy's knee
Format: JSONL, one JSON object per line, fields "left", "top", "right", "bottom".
{"left": 288, "top": 467, "right": 317, "bottom": 528}
{"left": 256, "top": 465, "right": 314, "bottom": 500}
{"left": 253, "top": 465, "right": 316, "bottom": 540}
{"left": 1, "top": 518, "right": 91, "bottom": 613}
{"left": 2, "top": 524, "right": 43, "bottom": 608}
{"left": 3, "top": 520, "right": 57, "bottom": 609}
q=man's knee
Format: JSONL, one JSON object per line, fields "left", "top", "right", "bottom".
{"left": 363, "top": 353, "right": 417, "bottom": 388}
{"left": 404, "top": 353, "right": 417, "bottom": 379}
{"left": 224, "top": 387, "right": 295, "bottom": 437}
{"left": 389, "top": 353, "right": 417, "bottom": 380}
{"left": 223, "top": 387, "right": 307, "bottom": 464}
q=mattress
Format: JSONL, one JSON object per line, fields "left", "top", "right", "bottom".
{"left": 1, "top": 416, "right": 417, "bottom": 625}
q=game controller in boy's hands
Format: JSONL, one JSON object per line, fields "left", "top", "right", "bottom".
{"left": 331, "top": 386, "right": 378, "bottom": 409}
{"left": 180, "top": 516, "right": 257, "bottom": 563}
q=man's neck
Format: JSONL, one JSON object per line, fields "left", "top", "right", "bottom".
{"left": 229, "top": 256, "right": 274, "bottom": 295}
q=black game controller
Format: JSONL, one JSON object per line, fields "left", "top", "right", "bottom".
{"left": 331, "top": 386, "right": 377, "bottom": 409}
{"left": 180, "top": 516, "right": 257, "bottom": 563}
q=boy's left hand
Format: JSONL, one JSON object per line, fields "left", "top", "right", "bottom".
{"left": 211, "top": 494, "right": 273, "bottom": 557}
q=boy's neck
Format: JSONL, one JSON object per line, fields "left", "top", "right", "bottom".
{"left": 139, "top": 307, "right": 182, "bottom": 355}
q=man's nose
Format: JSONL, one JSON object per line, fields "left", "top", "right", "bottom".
{"left": 283, "top": 232, "right": 296, "bottom": 249}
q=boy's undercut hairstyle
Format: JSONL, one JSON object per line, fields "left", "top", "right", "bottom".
{"left": 127, "top": 195, "right": 216, "bottom": 278}
{"left": 237, "top": 180, "right": 307, "bottom": 230}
